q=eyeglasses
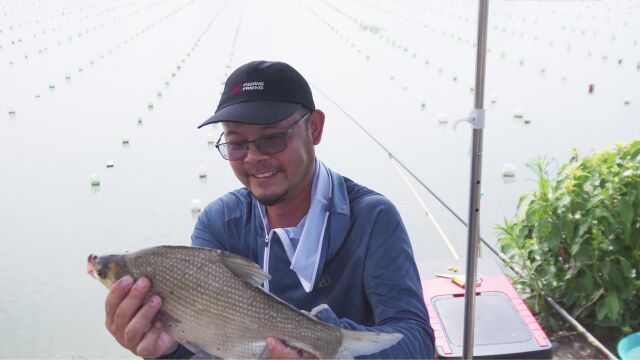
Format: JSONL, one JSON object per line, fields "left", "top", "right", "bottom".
{"left": 215, "top": 112, "right": 311, "bottom": 161}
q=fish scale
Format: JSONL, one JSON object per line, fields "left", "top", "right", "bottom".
{"left": 88, "top": 245, "right": 402, "bottom": 359}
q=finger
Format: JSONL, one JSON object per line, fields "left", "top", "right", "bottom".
{"left": 266, "top": 337, "right": 317, "bottom": 359}
{"left": 123, "top": 295, "right": 163, "bottom": 349}
{"left": 156, "top": 329, "right": 178, "bottom": 355}
{"left": 135, "top": 322, "right": 164, "bottom": 358}
{"left": 105, "top": 276, "right": 134, "bottom": 329}
{"left": 136, "top": 322, "right": 177, "bottom": 358}
{"left": 266, "top": 337, "right": 291, "bottom": 359}
{"left": 111, "top": 277, "right": 151, "bottom": 336}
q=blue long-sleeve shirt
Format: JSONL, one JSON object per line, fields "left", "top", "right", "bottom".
{"left": 171, "top": 168, "right": 434, "bottom": 359}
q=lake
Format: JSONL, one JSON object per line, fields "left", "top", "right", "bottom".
{"left": 0, "top": 0, "right": 638, "bottom": 357}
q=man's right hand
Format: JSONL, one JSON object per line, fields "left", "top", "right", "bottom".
{"left": 105, "top": 276, "right": 177, "bottom": 358}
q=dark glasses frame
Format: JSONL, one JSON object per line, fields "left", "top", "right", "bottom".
{"left": 215, "top": 112, "right": 311, "bottom": 161}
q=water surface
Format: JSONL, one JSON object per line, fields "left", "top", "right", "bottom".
{"left": 0, "top": 0, "right": 638, "bottom": 357}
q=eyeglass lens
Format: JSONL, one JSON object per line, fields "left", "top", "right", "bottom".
{"left": 222, "top": 134, "right": 287, "bottom": 160}
{"left": 216, "top": 112, "right": 309, "bottom": 161}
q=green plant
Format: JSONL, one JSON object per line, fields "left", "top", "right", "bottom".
{"left": 496, "top": 140, "right": 640, "bottom": 337}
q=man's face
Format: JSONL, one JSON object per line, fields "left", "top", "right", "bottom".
{"left": 221, "top": 108, "right": 324, "bottom": 206}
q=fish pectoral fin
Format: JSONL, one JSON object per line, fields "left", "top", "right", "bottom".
{"left": 336, "top": 330, "right": 403, "bottom": 359}
{"left": 309, "top": 304, "right": 331, "bottom": 317}
{"left": 219, "top": 252, "right": 271, "bottom": 286}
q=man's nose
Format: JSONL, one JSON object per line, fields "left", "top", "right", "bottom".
{"left": 244, "top": 142, "right": 269, "bottom": 162}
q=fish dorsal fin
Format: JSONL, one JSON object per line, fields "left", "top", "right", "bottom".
{"left": 219, "top": 252, "right": 271, "bottom": 286}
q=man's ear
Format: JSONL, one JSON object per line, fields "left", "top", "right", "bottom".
{"left": 309, "top": 110, "right": 325, "bottom": 145}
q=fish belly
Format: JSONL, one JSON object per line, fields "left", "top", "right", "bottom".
{"left": 125, "top": 247, "right": 342, "bottom": 358}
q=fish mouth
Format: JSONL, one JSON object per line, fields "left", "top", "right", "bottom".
{"left": 87, "top": 254, "right": 97, "bottom": 278}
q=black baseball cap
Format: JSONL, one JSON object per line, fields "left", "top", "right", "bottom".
{"left": 197, "top": 61, "right": 315, "bottom": 128}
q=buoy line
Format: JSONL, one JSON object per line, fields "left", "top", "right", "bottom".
{"left": 198, "top": 0, "right": 247, "bottom": 183}
{"left": 89, "top": 0, "right": 231, "bottom": 189}
{"left": 302, "top": 0, "right": 467, "bottom": 111}
{"left": 308, "top": 0, "right": 469, "bottom": 95}
{"left": 11, "top": 0, "right": 197, "bottom": 99}
{"left": 3, "top": 0, "right": 97, "bottom": 28}
{"left": 324, "top": 0, "right": 634, "bottom": 79}
{"left": 355, "top": 0, "right": 474, "bottom": 44}
{"left": 5, "top": 0, "right": 152, "bottom": 53}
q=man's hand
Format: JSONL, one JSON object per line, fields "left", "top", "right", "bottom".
{"left": 265, "top": 337, "right": 317, "bottom": 359}
{"left": 105, "top": 276, "right": 177, "bottom": 358}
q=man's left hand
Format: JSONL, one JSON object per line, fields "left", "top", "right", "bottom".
{"left": 265, "top": 337, "right": 317, "bottom": 359}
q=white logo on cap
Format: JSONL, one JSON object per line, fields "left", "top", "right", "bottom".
{"left": 242, "top": 82, "right": 264, "bottom": 91}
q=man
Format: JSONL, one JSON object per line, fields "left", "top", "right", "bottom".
{"left": 104, "top": 61, "right": 434, "bottom": 359}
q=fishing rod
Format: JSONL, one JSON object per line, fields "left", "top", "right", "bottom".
{"left": 310, "top": 84, "right": 618, "bottom": 360}
{"left": 390, "top": 159, "right": 460, "bottom": 260}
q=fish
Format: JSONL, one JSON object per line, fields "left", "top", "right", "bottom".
{"left": 87, "top": 245, "right": 402, "bottom": 359}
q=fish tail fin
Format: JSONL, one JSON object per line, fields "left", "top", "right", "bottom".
{"left": 336, "top": 329, "right": 403, "bottom": 359}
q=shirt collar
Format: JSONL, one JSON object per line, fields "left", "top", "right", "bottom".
{"left": 258, "top": 159, "right": 331, "bottom": 292}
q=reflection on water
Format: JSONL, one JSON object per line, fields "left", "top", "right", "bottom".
{"left": 502, "top": 176, "right": 516, "bottom": 185}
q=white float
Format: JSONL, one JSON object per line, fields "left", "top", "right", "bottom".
{"left": 90, "top": 173, "right": 100, "bottom": 186}
{"left": 502, "top": 164, "right": 516, "bottom": 177}
{"left": 191, "top": 199, "right": 202, "bottom": 213}
{"left": 437, "top": 112, "right": 448, "bottom": 124}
